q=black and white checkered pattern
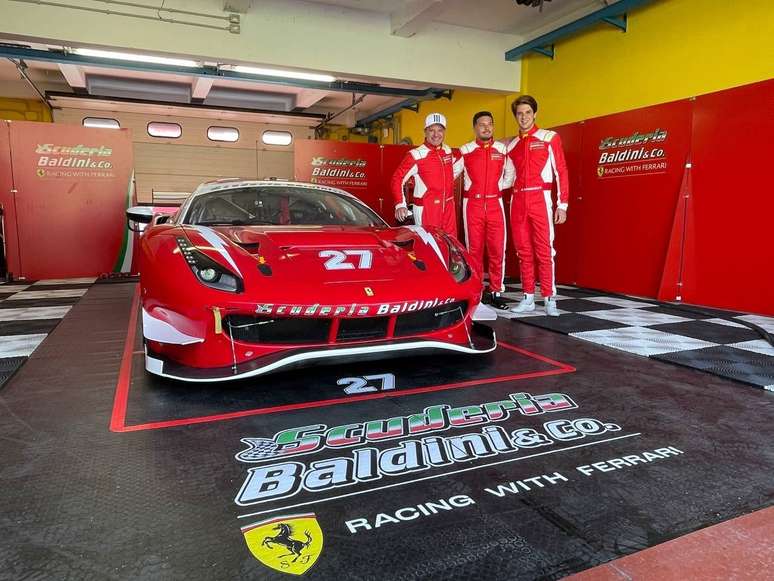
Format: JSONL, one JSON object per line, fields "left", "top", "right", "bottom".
{"left": 500, "top": 283, "right": 774, "bottom": 391}
{"left": 0, "top": 278, "right": 94, "bottom": 386}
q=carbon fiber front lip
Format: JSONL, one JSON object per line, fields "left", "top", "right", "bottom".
{"left": 145, "top": 323, "right": 496, "bottom": 383}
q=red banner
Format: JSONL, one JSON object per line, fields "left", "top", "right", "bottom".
{"left": 294, "top": 140, "right": 411, "bottom": 223}
{"left": 2, "top": 121, "right": 135, "bottom": 279}
{"left": 574, "top": 100, "right": 692, "bottom": 297}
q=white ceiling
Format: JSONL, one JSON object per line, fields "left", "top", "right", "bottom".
{"left": 0, "top": 0, "right": 606, "bottom": 126}
{"left": 0, "top": 46, "right": 416, "bottom": 125}
{"left": 303, "top": 0, "right": 603, "bottom": 34}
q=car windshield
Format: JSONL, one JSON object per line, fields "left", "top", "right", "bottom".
{"left": 184, "top": 186, "right": 384, "bottom": 227}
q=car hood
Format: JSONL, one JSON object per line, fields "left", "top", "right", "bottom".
{"left": 221, "top": 225, "right": 390, "bottom": 249}
{"left": 180, "top": 224, "right": 465, "bottom": 303}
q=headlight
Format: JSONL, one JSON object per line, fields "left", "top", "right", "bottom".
{"left": 176, "top": 237, "right": 244, "bottom": 293}
{"left": 443, "top": 235, "right": 471, "bottom": 284}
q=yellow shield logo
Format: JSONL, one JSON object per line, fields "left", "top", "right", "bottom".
{"left": 242, "top": 513, "right": 323, "bottom": 575}
{"left": 597, "top": 166, "right": 605, "bottom": 177}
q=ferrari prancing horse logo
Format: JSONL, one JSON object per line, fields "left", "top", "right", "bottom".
{"left": 242, "top": 514, "right": 323, "bottom": 575}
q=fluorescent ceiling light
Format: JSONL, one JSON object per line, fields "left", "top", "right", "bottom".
{"left": 232, "top": 65, "right": 335, "bottom": 83}
{"left": 73, "top": 48, "right": 198, "bottom": 68}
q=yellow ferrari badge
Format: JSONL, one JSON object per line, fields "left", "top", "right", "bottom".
{"left": 242, "top": 513, "right": 323, "bottom": 575}
{"left": 212, "top": 307, "right": 223, "bottom": 335}
{"left": 364, "top": 287, "right": 374, "bottom": 297}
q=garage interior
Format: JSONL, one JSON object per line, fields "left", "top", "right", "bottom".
{"left": 0, "top": 0, "right": 772, "bottom": 579}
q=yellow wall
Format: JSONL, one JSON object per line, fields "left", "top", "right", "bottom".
{"left": 523, "top": 0, "right": 774, "bottom": 128}
{"left": 398, "top": 91, "right": 518, "bottom": 147}
{"left": 323, "top": 124, "right": 395, "bottom": 144}
{"left": 398, "top": 0, "right": 773, "bottom": 142}
{"left": 0, "top": 99, "right": 52, "bottom": 122}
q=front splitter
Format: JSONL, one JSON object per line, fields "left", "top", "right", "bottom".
{"left": 146, "top": 323, "right": 497, "bottom": 382}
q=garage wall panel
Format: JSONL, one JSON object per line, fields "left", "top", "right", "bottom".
{"left": 133, "top": 144, "right": 257, "bottom": 201}
{"left": 133, "top": 143, "right": 258, "bottom": 173}
{"left": 53, "top": 109, "right": 313, "bottom": 148}
{"left": 551, "top": 121, "right": 584, "bottom": 287}
{"left": 133, "top": 174, "right": 220, "bottom": 201}
{"left": 0, "top": 121, "right": 19, "bottom": 276}
{"left": 54, "top": 108, "right": 311, "bottom": 202}
{"left": 257, "top": 149, "right": 294, "bottom": 181}
{"left": 7, "top": 121, "right": 134, "bottom": 279}
{"left": 681, "top": 78, "right": 774, "bottom": 315}
{"left": 574, "top": 100, "right": 692, "bottom": 298}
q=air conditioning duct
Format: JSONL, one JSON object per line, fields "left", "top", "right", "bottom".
{"left": 204, "top": 87, "right": 296, "bottom": 111}
{"left": 86, "top": 75, "right": 192, "bottom": 103}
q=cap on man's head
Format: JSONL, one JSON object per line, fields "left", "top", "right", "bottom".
{"left": 424, "top": 113, "right": 447, "bottom": 129}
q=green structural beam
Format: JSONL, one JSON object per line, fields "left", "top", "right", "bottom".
{"left": 506, "top": 0, "right": 655, "bottom": 61}
{"left": 0, "top": 45, "right": 446, "bottom": 99}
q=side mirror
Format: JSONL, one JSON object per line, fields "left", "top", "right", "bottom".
{"left": 126, "top": 206, "right": 154, "bottom": 232}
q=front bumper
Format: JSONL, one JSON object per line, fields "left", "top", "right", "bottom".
{"left": 145, "top": 323, "right": 496, "bottom": 382}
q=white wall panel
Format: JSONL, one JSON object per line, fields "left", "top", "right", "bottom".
{"left": 53, "top": 107, "right": 309, "bottom": 202}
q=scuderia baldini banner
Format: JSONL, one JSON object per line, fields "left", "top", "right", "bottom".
{"left": 294, "top": 140, "right": 377, "bottom": 191}
{"left": 596, "top": 128, "right": 669, "bottom": 178}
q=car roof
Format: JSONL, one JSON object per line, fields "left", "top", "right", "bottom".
{"left": 190, "top": 179, "right": 358, "bottom": 199}
{"left": 178, "top": 179, "right": 382, "bottom": 225}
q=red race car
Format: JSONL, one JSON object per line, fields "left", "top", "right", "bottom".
{"left": 128, "top": 180, "right": 496, "bottom": 382}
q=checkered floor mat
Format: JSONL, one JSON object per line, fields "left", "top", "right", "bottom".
{"left": 0, "top": 278, "right": 94, "bottom": 388}
{"left": 497, "top": 282, "right": 774, "bottom": 391}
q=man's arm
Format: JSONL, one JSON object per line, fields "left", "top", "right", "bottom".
{"left": 390, "top": 152, "right": 418, "bottom": 222}
{"left": 452, "top": 150, "right": 464, "bottom": 180}
{"left": 548, "top": 133, "right": 569, "bottom": 210}
{"left": 499, "top": 155, "right": 515, "bottom": 191}
{"left": 548, "top": 133, "right": 569, "bottom": 224}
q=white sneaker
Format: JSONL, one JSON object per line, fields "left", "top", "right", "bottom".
{"left": 544, "top": 298, "right": 560, "bottom": 317}
{"left": 510, "top": 295, "right": 535, "bottom": 313}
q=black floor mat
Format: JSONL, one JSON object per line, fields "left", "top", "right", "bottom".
{"left": 653, "top": 345, "right": 774, "bottom": 389}
{"left": 503, "top": 284, "right": 774, "bottom": 390}
{"left": 0, "top": 283, "right": 772, "bottom": 579}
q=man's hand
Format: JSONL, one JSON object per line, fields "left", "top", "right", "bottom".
{"left": 554, "top": 208, "right": 567, "bottom": 224}
{"left": 395, "top": 206, "right": 410, "bottom": 222}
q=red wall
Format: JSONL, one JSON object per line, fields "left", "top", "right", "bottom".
{"left": 551, "top": 121, "right": 584, "bottom": 286}
{"left": 576, "top": 100, "right": 691, "bottom": 297}
{"left": 679, "top": 80, "right": 774, "bottom": 315}
{"left": 0, "top": 122, "right": 18, "bottom": 276}
{"left": 1, "top": 121, "right": 135, "bottom": 280}
{"left": 548, "top": 78, "right": 774, "bottom": 315}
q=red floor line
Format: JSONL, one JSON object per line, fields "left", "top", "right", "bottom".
{"left": 497, "top": 341, "right": 577, "bottom": 371}
{"left": 115, "top": 365, "right": 574, "bottom": 432}
{"left": 110, "top": 300, "right": 576, "bottom": 432}
{"left": 109, "top": 284, "right": 141, "bottom": 432}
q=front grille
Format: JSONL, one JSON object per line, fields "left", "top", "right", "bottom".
{"left": 224, "top": 315, "right": 330, "bottom": 344}
{"left": 394, "top": 300, "right": 467, "bottom": 337}
{"left": 337, "top": 317, "right": 389, "bottom": 341}
{"left": 224, "top": 301, "right": 467, "bottom": 345}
